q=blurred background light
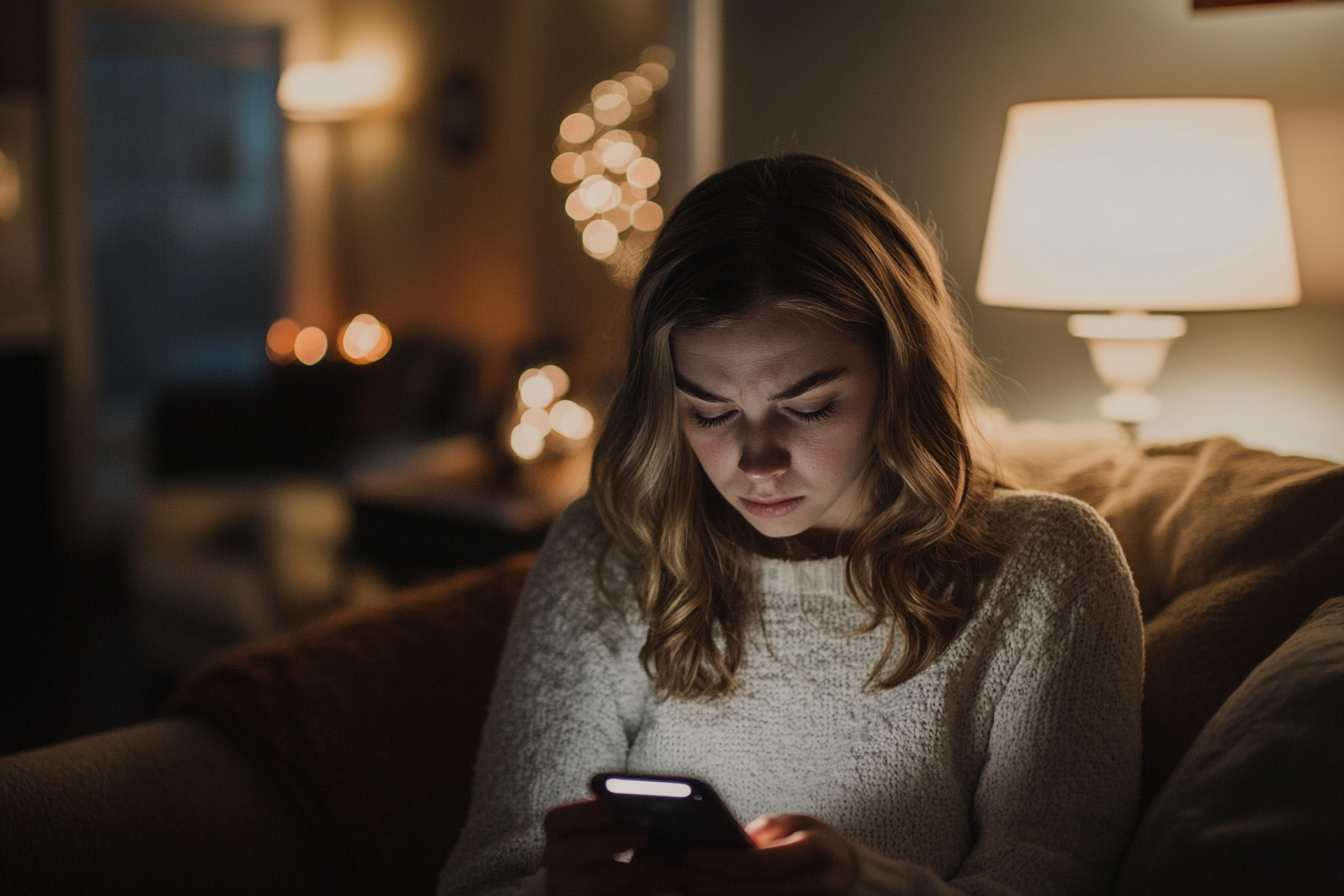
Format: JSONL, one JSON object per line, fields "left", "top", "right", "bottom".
{"left": 277, "top": 51, "right": 402, "bottom": 121}
{"left": 552, "top": 46, "right": 674, "bottom": 282}
{"left": 509, "top": 423, "right": 545, "bottom": 459}
{"left": 540, "top": 364, "right": 570, "bottom": 398}
{"left": 582, "top": 219, "right": 619, "bottom": 257}
{"left": 338, "top": 313, "right": 392, "bottom": 364}
{"left": 559, "top": 112, "right": 596, "bottom": 144}
{"left": 266, "top": 318, "right": 301, "bottom": 364}
{"left": 518, "top": 369, "right": 555, "bottom": 408}
{"left": 293, "top": 326, "right": 328, "bottom": 365}
{"left": 625, "top": 157, "right": 660, "bottom": 189}
{"left": 549, "top": 399, "right": 594, "bottom": 440}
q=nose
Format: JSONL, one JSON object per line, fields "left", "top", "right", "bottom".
{"left": 738, "top": 422, "right": 789, "bottom": 482}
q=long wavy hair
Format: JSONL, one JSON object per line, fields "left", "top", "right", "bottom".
{"left": 590, "top": 153, "right": 1001, "bottom": 700}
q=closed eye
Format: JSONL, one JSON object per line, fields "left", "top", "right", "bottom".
{"left": 793, "top": 402, "right": 837, "bottom": 423}
{"left": 692, "top": 410, "right": 735, "bottom": 428}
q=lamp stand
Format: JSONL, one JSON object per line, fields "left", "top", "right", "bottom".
{"left": 1067, "top": 311, "right": 1188, "bottom": 432}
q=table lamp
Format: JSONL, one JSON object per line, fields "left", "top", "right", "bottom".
{"left": 976, "top": 98, "right": 1299, "bottom": 428}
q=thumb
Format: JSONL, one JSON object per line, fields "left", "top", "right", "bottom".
{"left": 745, "top": 813, "right": 817, "bottom": 846}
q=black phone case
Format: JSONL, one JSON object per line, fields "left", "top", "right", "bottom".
{"left": 590, "top": 773, "right": 754, "bottom": 853}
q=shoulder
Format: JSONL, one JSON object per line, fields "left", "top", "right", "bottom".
{"left": 989, "top": 488, "right": 1125, "bottom": 563}
{"left": 544, "top": 493, "right": 608, "bottom": 554}
{"left": 525, "top": 494, "right": 639, "bottom": 623}
{"left": 982, "top": 489, "right": 1136, "bottom": 618}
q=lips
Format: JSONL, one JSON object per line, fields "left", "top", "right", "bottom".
{"left": 740, "top": 496, "right": 803, "bottom": 518}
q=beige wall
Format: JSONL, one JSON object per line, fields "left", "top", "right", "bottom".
{"left": 323, "top": 0, "right": 665, "bottom": 398}
{"left": 721, "top": 0, "right": 1344, "bottom": 460}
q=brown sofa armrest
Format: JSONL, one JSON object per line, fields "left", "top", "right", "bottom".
{"left": 0, "top": 718, "right": 332, "bottom": 896}
{"left": 161, "top": 551, "right": 536, "bottom": 896}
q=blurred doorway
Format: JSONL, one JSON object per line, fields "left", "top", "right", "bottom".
{"left": 82, "top": 15, "right": 284, "bottom": 514}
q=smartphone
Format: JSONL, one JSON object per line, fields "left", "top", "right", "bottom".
{"left": 590, "top": 773, "right": 754, "bottom": 854}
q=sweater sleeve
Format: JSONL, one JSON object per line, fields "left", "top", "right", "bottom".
{"left": 852, "top": 495, "right": 1144, "bottom": 896}
{"left": 437, "top": 497, "right": 647, "bottom": 896}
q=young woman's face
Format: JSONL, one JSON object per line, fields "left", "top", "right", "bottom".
{"left": 671, "top": 304, "right": 881, "bottom": 541}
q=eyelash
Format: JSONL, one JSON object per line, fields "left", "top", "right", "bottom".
{"left": 691, "top": 403, "right": 837, "bottom": 429}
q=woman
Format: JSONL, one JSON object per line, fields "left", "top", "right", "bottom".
{"left": 439, "top": 154, "right": 1142, "bottom": 896}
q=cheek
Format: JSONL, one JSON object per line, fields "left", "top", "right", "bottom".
{"left": 804, "top": 413, "right": 874, "bottom": 482}
{"left": 681, "top": 424, "right": 734, "bottom": 480}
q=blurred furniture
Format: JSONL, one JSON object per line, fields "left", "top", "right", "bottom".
{"left": 3, "top": 426, "right": 1341, "bottom": 896}
{"left": 132, "top": 479, "right": 352, "bottom": 675}
{"left": 348, "top": 439, "right": 591, "bottom": 587}
{"left": 132, "top": 338, "right": 484, "bottom": 673}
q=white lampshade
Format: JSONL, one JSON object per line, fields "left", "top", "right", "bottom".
{"left": 977, "top": 98, "right": 1300, "bottom": 311}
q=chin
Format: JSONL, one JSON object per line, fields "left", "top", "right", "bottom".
{"left": 740, "top": 511, "right": 815, "bottom": 540}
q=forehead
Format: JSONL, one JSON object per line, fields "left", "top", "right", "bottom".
{"left": 670, "top": 306, "right": 869, "bottom": 384}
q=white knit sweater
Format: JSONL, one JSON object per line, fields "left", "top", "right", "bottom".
{"left": 438, "top": 490, "right": 1143, "bottom": 896}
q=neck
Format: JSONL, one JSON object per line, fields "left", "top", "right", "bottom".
{"left": 753, "top": 526, "right": 857, "bottom": 560}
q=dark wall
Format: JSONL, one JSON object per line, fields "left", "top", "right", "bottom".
{"left": 0, "top": 0, "right": 48, "bottom": 93}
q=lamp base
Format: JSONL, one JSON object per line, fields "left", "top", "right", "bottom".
{"left": 1067, "top": 311, "right": 1187, "bottom": 426}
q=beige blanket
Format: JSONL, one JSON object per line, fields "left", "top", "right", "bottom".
{"left": 994, "top": 425, "right": 1344, "bottom": 799}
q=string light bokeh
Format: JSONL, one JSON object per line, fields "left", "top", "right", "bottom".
{"left": 508, "top": 365, "right": 594, "bottom": 461}
{"left": 266, "top": 314, "right": 392, "bottom": 366}
{"left": 552, "top": 46, "right": 673, "bottom": 286}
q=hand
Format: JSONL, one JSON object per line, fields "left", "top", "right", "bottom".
{"left": 670, "top": 814, "right": 858, "bottom": 895}
{"left": 542, "top": 798, "right": 668, "bottom": 896}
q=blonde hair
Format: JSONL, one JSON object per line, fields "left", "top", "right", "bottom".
{"left": 591, "top": 154, "right": 1001, "bottom": 699}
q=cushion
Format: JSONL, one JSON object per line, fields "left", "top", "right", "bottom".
{"left": 995, "top": 429, "right": 1344, "bottom": 799}
{"left": 162, "top": 551, "right": 536, "bottom": 896}
{"left": 1114, "top": 596, "right": 1344, "bottom": 896}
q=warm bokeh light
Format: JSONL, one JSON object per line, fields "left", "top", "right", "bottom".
{"left": 519, "top": 369, "right": 556, "bottom": 408}
{"left": 339, "top": 313, "right": 392, "bottom": 364}
{"left": 593, "top": 94, "right": 632, "bottom": 127}
{"left": 559, "top": 112, "right": 596, "bottom": 144}
{"left": 550, "top": 400, "right": 595, "bottom": 440}
{"left": 635, "top": 62, "right": 669, "bottom": 91}
{"left": 575, "top": 150, "right": 602, "bottom": 179}
{"left": 509, "top": 423, "right": 545, "bottom": 460}
{"left": 583, "top": 219, "right": 619, "bottom": 257}
{"left": 580, "top": 175, "right": 620, "bottom": 213}
{"left": 553, "top": 46, "right": 673, "bottom": 280}
{"left": 551, "top": 152, "right": 581, "bottom": 183}
{"left": 277, "top": 53, "right": 402, "bottom": 121}
{"left": 565, "top": 189, "right": 594, "bottom": 221}
{"left": 540, "top": 364, "right": 570, "bottom": 399}
{"left": 605, "top": 205, "right": 632, "bottom": 232}
{"left": 621, "top": 181, "right": 647, "bottom": 204}
{"left": 630, "top": 199, "right": 664, "bottom": 232}
{"left": 625, "top": 157, "right": 661, "bottom": 189}
{"left": 622, "top": 73, "right": 654, "bottom": 105}
{"left": 521, "top": 406, "right": 552, "bottom": 437}
{"left": 601, "top": 140, "right": 640, "bottom": 172}
{"left": 266, "top": 317, "right": 301, "bottom": 364}
{"left": 293, "top": 326, "right": 328, "bottom": 365}
{"left": 591, "top": 80, "right": 627, "bottom": 102}
{"left": 639, "top": 45, "right": 675, "bottom": 69}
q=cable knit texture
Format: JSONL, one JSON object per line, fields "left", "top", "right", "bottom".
{"left": 438, "top": 490, "right": 1142, "bottom": 896}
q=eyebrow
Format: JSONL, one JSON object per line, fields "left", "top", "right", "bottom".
{"left": 674, "top": 367, "right": 849, "bottom": 403}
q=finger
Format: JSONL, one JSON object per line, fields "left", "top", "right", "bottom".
{"left": 746, "top": 813, "right": 821, "bottom": 845}
{"left": 544, "top": 798, "right": 617, "bottom": 836}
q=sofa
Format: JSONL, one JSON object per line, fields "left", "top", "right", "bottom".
{"left": 2, "top": 426, "right": 1342, "bottom": 896}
